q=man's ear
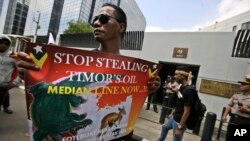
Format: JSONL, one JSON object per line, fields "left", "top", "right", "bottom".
{"left": 119, "top": 23, "right": 126, "bottom": 33}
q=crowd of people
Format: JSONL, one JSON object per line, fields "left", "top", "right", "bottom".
{"left": 1, "top": 3, "right": 249, "bottom": 141}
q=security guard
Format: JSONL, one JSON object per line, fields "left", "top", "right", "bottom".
{"left": 222, "top": 74, "right": 250, "bottom": 141}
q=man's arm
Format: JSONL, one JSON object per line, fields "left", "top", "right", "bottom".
{"left": 17, "top": 52, "right": 40, "bottom": 79}
{"left": 239, "top": 105, "right": 250, "bottom": 114}
{"left": 221, "top": 105, "right": 232, "bottom": 122}
{"left": 175, "top": 105, "right": 190, "bottom": 137}
{"left": 178, "top": 105, "right": 191, "bottom": 127}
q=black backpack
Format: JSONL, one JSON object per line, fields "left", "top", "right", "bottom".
{"left": 185, "top": 86, "right": 207, "bottom": 130}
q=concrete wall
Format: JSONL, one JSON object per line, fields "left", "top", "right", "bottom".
{"left": 65, "top": 32, "right": 250, "bottom": 118}
{"left": 139, "top": 32, "right": 250, "bottom": 118}
{"left": 200, "top": 10, "right": 250, "bottom": 32}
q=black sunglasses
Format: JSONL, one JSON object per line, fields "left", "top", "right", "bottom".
{"left": 92, "top": 14, "right": 121, "bottom": 26}
{"left": 0, "top": 40, "right": 10, "bottom": 46}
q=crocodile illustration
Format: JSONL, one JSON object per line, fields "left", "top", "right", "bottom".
{"left": 28, "top": 81, "right": 92, "bottom": 141}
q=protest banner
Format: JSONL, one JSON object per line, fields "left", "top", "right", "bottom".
{"left": 24, "top": 43, "right": 161, "bottom": 141}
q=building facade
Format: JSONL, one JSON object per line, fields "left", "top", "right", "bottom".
{"left": 59, "top": 0, "right": 145, "bottom": 34}
{"left": 22, "top": 0, "right": 146, "bottom": 49}
{"left": 24, "top": 0, "right": 145, "bottom": 37}
{"left": 24, "top": 0, "right": 64, "bottom": 38}
{"left": 199, "top": 10, "right": 250, "bottom": 59}
{"left": 140, "top": 32, "right": 249, "bottom": 118}
{"left": 0, "top": 0, "right": 29, "bottom": 35}
{"left": 58, "top": 0, "right": 93, "bottom": 34}
{"left": 199, "top": 10, "right": 250, "bottom": 32}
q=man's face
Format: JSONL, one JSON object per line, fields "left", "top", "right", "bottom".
{"left": 0, "top": 39, "right": 10, "bottom": 53}
{"left": 174, "top": 70, "right": 189, "bottom": 84}
{"left": 174, "top": 72, "right": 184, "bottom": 84}
{"left": 92, "top": 6, "right": 124, "bottom": 42}
{"left": 240, "top": 83, "right": 250, "bottom": 93}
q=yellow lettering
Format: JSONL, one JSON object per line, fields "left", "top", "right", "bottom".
{"left": 113, "top": 86, "right": 119, "bottom": 94}
{"left": 83, "top": 87, "right": 91, "bottom": 94}
{"left": 65, "top": 86, "right": 72, "bottom": 94}
{"left": 121, "top": 86, "right": 127, "bottom": 94}
{"left": 94, "top": 86, "right": 100, "bottom": 95}
{"left": 121, "top": 86, "right": 140, "bottom": 94}
{"left": 59, "top": 86, "right": 65, "bottom": 94}
{"left": 47, "top": 86, "right": 58, "bottom": 94}
{"left": 106, "top": 86, "right": 113, "bottom": 94}
{"left": 75, "top": 87, "right": 83, "bottom": 94}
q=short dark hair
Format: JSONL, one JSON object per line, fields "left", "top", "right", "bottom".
{"left": 176, "top": 65, "right": 190, "bottom": 72}
{"left": 0, "top": 39, "right": 11, "bottom": 44}
{"left": 102, "top": 3, "right": 127, "bottom": 37}
{"left": 176, "top": 65, "right": 190, "bottom": 79}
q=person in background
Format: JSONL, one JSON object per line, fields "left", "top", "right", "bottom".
{"left": 0, "top": 35, "right": 20, "bottom": 114}
{"left": 221, "top": 74, "right": 250, "bottom": 141}
{"left": 157, "top": 66, "right": 196, "bottom": 141}
{"left": 164, "top": 76, "right": 179, "bottom": 116}
{"left": 17, "top": 3, "right": 161, "bottom": 141}
{"left": 146, "top": 91, "right": 158, "bottom": 113}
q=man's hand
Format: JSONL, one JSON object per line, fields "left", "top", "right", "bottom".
{"left": 147, "top": 75, "right": 161, "bottom": 93}
{"left": 175, "top": 128, "right": 183, "bottom": 138}
{"left": 17, "top": 52, "right": 40, "bottom": 79}
{"left": 7, "top": 82, "right": 17, "bottom": 90}
{"left": 239, "top": 106, "right": 250, "bottom": 113}
{"left": 221, "top": 115, "right": 227, "bottom": 122}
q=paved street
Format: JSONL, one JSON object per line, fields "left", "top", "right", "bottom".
{"left": 0, "top": 87, "right": 204, "bottom": 141}
{"left": 0, "top": 87, "right": 29, "bottom": 141}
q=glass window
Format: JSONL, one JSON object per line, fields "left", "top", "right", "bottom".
{"left": 241, "top": 22, "right": 250, "bottom": 30}
{"left": 232, "top": 25, "right": 237, "bottom": 31}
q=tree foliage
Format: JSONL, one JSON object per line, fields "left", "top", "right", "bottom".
{"left": 63, "top": 21, "right": 93, "bottom": 34}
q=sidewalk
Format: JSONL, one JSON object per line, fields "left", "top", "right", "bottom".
{"left": 0, "top": 87, "right": 29, "bottom": 141}
{"left": 134, "top": 105, "right": 201, "bottom": 141}
{"left": 0, "top": 87, "right": 202, "bottom": 141}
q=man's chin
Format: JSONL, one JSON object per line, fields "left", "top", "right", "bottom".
{"left": 94, "top": 36, "right": 103, "bottom": 42}
{"left": 176, "top": 80, "right": 182, "bottom": 84}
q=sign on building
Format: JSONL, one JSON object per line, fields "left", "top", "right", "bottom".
{"left": 199, "top": 79, "right": 240, "bottom": 98}
{"left": 173, "top": 47, "right": 188, "bottom": 58}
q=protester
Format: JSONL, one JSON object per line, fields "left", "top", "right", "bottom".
{"left": 0, "top": 35, "right": 19, "bottom": 114}
{"left": 157, "top": 66, "right": 196, "bottom": 141}
{"left": 164, "top": 76, "right": 179, "bottom": 114}
{"left": 17, "top": 3, "right": 161, "bottom": 141}
{"left": 221, "top": 74, "right": 250, "bottom": 141}
{"left": 160, "top": 75, "right": 179, "bottom": 121}
{"left": 146, "top": 92, "right": 158, "bottom": 113}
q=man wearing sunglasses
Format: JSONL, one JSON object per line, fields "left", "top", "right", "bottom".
{"left": 0, "top": 35, "right": 20, "bottom": 114}
{"left": 17, "top": 3, "right": 161, "bottom": 141}
{"left": 91, "top": 3, "right": 127, "bottom": 54}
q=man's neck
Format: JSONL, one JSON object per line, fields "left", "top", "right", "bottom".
{"left": 181, "top": 79, "right": 189, "bottom": 86}
{"left": 98, "top": 39, "right": 121, "bottom": 54}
